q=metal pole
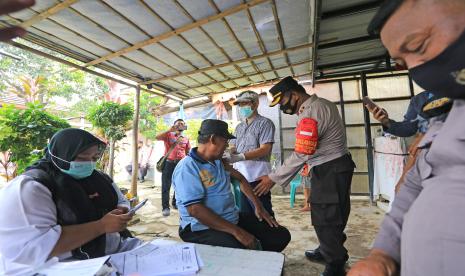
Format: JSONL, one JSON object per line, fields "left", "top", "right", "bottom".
{"left": 130, "top": 86, "right": 141, "bottom": 199}
{"left": 338, "top": 80, "right": 346, "bottom": 128}
{"left": 311, "top": 0, "right": 322, "bottom": 86}
{"left": 408, "top": 74, "right": 415, "bottom": 97}
{"left": 361, "top": 72, "right": 375, "bottom": 203}
{"left": 278, "top": 109, "right": 285, "bottom": 194}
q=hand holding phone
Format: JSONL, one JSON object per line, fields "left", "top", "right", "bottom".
{"left": 363, "top": 97, "right": 390, "bottom": 124}
{"left": 362, "top": 96, "right": 379, "bottom": 111}
{"left": 128, "top": 199, "right": 148, "bottom": 215}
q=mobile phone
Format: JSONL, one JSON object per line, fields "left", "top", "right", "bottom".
{"left": 128, "top": 199, "right": 148, "bottom": 215}
{"left": 362, "top": 96, "right": 379, "bottom": 110}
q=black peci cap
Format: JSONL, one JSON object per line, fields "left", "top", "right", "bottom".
{"left": 268, "top": 76, "right": 302, "bottom": 107}
{"left": 198, "top": 119, "right": 235, "bottom": 139}
{"left": 367, "top": 0, "right": 404, "bottom": 37}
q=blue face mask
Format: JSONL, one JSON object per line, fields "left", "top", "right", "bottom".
{"left": 48, "top": 148, "right": 96, "bottom": 179}
{"left": 239, "top": 106, "right": 254, "bottom": 118}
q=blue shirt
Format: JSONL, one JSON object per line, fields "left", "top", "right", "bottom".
{"left": 384, "top": 91, "right": 434, "bottom": 137}
{"left": 172, "top": 148, "right": 239, "bottom": 231}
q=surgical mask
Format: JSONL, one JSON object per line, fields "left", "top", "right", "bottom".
{"left": 410, "top": 30, "right": 465, "bottom": 99}
{"left": 48, "top": 148, "right": 96, "bottom": 179}
{"left": 279, "top": 93, "right": 298, "bottom": 115}
{"left": 239, "top": 106, "right": 254, "bottom": 118}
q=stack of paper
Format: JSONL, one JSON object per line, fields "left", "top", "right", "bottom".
{"left": 110, "top": 242, "right": 202, "bottom": 276}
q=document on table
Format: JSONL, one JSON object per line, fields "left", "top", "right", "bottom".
{"left": 110, "top": 242, "right": 200, "bottom": 276}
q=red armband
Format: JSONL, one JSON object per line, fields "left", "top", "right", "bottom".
{"left": 295, "top": 118, "right": 318, "bottom": 155}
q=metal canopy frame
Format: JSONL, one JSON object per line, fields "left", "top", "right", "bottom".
{"left": 1, "top": 0, "right": 315, "bottom": 99}
{"left": 0, "top": 0, "right": 393, "bottom": 98}
{"left": 314, "top": 0, "right": 388, "bottom": 79}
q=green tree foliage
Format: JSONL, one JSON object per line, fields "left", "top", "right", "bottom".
{"left": 0, "top": 103, "right": 70, "bottom": 179}
{"left": 87, "top": 102, "right": 133, "bottom": 177}
{"left": 138, "top": 92, "right": 166, "bottom": 139}
{"left": 184, "top": 119, "right": 202, "bottom": 145}
{"left": 0, "top": 43, "right": 109, "bottom": 105}
{"left": 87, "top": 102, "right": 133, "bottom": 141}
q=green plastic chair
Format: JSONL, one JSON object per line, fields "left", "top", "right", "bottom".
{"left": 290, "top": 174, "right": 302, "bottom": 208}
{"left": 231, "top": 178, "right": 241, "bottom": 209}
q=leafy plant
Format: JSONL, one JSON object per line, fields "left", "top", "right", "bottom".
{"left": 0, "top": 42, "right": 108, "bottom": 107}
{"left": 0, "top": 103, "right": 70, "bottom": 179}
{"left": 6, "top": 75, "right": 45, "bottom": 103}
{"left": 87, "top": 102, "right": 133, "bottom": 177}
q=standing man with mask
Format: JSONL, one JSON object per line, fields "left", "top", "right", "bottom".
{"left": 348, "top": 0, "right": 465, "bottom": 275}
{"left": 224, "top": 91, "right": 276, "bottom": 216}
{"left": 255, "top": 76, "right": 355, "bottom": 276}
{"left": 156, "top": 119, "right": 191, "bottom": 217}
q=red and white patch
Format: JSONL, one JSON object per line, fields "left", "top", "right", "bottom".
{"left": 295, "top": 118, "right": 318, "bottom": 155}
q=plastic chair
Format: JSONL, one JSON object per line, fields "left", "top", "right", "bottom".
{"left": 231, "top": 178, "right": 241, "bottom": 209}
{"left": 290, "top": 174, "right": 302, "bottom": 208}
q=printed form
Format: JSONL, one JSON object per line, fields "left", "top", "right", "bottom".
{"left": 110, "top": 242, "right": 200, "bottom": 276}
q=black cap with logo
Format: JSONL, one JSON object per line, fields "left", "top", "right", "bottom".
{"left": 268, "top": 76, "right": 302, "bottom": 107}
{"left": 367, "top": 0, "right": 404, "bottom": 36}
{"left": 198, "top": 119, "right": 235, "bottom": 139}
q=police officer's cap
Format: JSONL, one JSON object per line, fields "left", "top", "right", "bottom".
{"left": 367, "top": 0, "right": 404, "bottom": 37}
{"left": 268, "top": 76, "right": 301, "bottom": 107}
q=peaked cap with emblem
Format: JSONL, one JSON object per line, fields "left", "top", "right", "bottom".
{"left": 268, "top": 76, "right": 302, "bottom": 107}
{"left": 367, "top": 0, "right": 404, "bottom": 36}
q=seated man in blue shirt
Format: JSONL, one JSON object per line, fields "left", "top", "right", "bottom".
{"left": 173, "top": 119, "right": 291, "bottom": 252}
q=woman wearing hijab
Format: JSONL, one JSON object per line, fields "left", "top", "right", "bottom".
{"left": 0, "top": 128, "right": 141, "bottom": 275}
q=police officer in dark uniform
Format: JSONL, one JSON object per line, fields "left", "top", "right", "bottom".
{"left": 255, "top": 76, "right": 355, "bottom": 276}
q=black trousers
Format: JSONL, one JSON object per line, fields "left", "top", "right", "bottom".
{"left": 179, "top": 212, "right": 291, "bottom": 252}
{"left": 239, "top": 180, "right": 274, "bottom": 217}
{"left": 161, "top": 160, "right": 178, "bottom": 209}
{"left": 310, "top": 154, "right": 355, "bottom": 266}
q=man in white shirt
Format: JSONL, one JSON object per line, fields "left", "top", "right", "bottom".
{"left": 225, "top": 91, "right": 276, "bottom": 216}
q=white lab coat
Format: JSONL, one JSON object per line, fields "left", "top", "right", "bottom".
{"left": 0, "top": 175, "right": 140, "bottom": 275}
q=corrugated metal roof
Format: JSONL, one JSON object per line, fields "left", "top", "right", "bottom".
{"left": 0, "top": 0, "right": 393, "bottom": 96}
{"left": 1, "top": 0, "right": 314, "bottom": 99}
{"left": 314, "top": 0, "right": 390, "bottom": 79}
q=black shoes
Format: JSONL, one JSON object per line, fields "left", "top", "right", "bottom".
{"left": 320, "top": 264, "right": 346, "bottom": 276}
{"left": 305, "top": 248, "right": 326, "bottom": 264}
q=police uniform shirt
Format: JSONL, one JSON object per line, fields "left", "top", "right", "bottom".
{"left": 373, "top": 99, "right": 465, "bottom": 275}
{"left": 269, "top": 94, "right": 348, "bottom": 186}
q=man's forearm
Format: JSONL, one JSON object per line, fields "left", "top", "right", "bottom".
{"left": 384, "top": 120, "right": 419, "bottom": 137}
{"left": 155, "top": 130, "right": 171, "bottom": 140}
{"left": 187, "top": 204, "right": 241, "bottom": 235}
{"left": 238, "top": 178, "right": 261, "bottom": 206}
{"left": 243, "top": 144, "right": 272, "bottom": 160}
{"left": 49, "top": 221, "right": 104, "bottom": 257}
{"left": 269, "top": 151, "right": 308, "bottom": 186}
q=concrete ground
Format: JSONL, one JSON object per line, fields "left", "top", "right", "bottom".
{"left": 124, "top": 181, "right": 385, "bottom": 276}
